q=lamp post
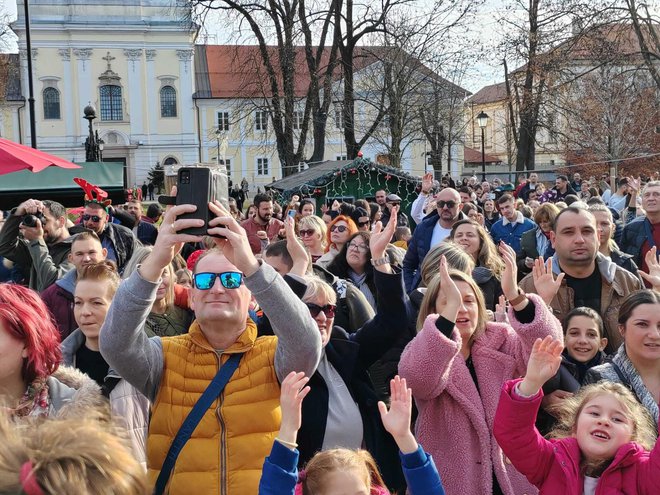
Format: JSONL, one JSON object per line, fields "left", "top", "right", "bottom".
{"left": 23, "top": 0, "right": 37, "bottom": 148}
{"left": 83, "top": 104, "right": 104, "bottom": 162}
{"left": 477, "top": 111, "right": 489, "bottom": 182}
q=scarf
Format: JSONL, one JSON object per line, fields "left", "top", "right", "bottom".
{"left": 10, "top": 377, "right": 50, "bottom": 418}
{"left": 612, "top": 346, "right": 659, "bottom": 424}
{"left": 562, "top": 349, "right": 604, "bottom": 384}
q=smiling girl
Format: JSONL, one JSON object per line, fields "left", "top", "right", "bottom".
{"left": 494, "top": 336, "right": 658, "bottom": 494}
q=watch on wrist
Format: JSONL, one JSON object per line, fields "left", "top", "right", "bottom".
{"left": 371, "top": 256, "right": 390, "bottom": 267}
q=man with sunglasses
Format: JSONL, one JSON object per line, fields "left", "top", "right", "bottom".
{"left": 99, "top": 200, "right": 321, "bottom": 495}
{"left": 380, "top": 193, "right": 409, "bottom": 233}
{"left": 80, "top": 201, "right": 136, "bottom": 274}
{"left": 0, "top": 198, "right": 74, "bottom": 291}
{"left": 403, "top": 187, "right": 465, "bottom": 293}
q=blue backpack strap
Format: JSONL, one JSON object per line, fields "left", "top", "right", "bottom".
{"left": 643, "top": 218, "right": 657, "bottom": 251}
{"left": 153, "top": 352, "right": 243, "bottom": 495}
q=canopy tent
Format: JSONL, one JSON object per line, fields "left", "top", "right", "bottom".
{"left": 0, "top": 162, "right": 125, "bottom": 210}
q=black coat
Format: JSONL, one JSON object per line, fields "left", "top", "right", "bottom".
{"left": 297, "top": 268, "right": 409, "bottom": 492}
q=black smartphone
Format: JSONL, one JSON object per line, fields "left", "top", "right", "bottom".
{"left": 176, "top": 167, "right": 228, "bottom": 236}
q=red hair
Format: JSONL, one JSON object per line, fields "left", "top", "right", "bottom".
{"left": 0, "top": 284, "right": 61, "bottom": 383}
{"left": 325, "top": 215, "right": 358, "bottom": 252}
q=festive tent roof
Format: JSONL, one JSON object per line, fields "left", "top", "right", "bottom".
{"left": 266, "top": 157, "right": 421, "bottom": 199}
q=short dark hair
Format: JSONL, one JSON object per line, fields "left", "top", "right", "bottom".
{"left": 146, "top": 203, "right": 162, "bottom": 219}
{"left": 556, "top": 175, "right": 568, "bottom": 182}
{"left": 263, "top": 240, "right": 293, "bottom": 270}
{"left": 564, "top": 194, "right": 580, "bottom": 206}
{"left": 617, "top": 177, "right": 629, "bottom": 188}
{"left": 563, "top": 306, "right": 605, "bottom": 339}
{"left": 496, "top": 194, "right": 514, "bottom": 205}
{"left": 253, "top": 193, "right": 272, "bottom": 209}
{"left": 551, "top": 206, "right": 594, "bottom": 232}
{"left": 43, "top": 200, "right": 66, "bottom": 219}
{"left": 458, "top": 186, "right": 471, "bottom": 194}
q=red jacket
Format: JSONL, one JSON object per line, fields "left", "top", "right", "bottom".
{"left": 494, "top": 379, "right": 660, "bottom": 495}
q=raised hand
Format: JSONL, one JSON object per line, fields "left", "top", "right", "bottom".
{"left": 438, "top": 255, "right": 463, "bottom": 322}
{"left": 498, "top": 242, "right": 519, "bottom": 301}
{"left": 378, "top": 376, "right": 418, "bottom": 454}
{"left": 278, "top": 371, "right": 311, "bottom": 448}
{"left": 639, "top": 246, "right": 660, "bottom": 290}
{"left": 421, "top": 172, "right": 434, "bottom": 194}
{"left": 142, "top": 186, "right": 204, "bottom": 282}
{"left": 370, "top": 205, "right": 397, "bottom": 260}
{"left": 284, "top": 216, "right": 310, "bottom": 276}
{"left": 518, "top": 336, "right": 563, "bottom": 397}
{"left": 494, "top": 294, "right": 509, "bottom": 323}
{"left": 533, "top": 257, "right": 564, "bottom": 305}
{"left": 208, "top": 200, "right": 259, "bottom": 277}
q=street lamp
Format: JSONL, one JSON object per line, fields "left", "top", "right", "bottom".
{"left": 83, "top": 104, "right": 104, "bottom": 162}
{"left": 476, "top": 111, "right": 489, "bottom": 182}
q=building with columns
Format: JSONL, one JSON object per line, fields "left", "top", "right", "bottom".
{"left": 6, "top": 0, "right": 198, "bottom": 186}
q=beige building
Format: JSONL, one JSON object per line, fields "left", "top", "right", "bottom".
{"left": 7, "top": 0, "right": 198, "bottom": 186}
{"left": 193, "top": 45, "right": 468, "bottom": 189}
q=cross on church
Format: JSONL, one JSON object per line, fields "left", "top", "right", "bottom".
{"left": 102, "top": 51, "right": 115, "bottom": 71}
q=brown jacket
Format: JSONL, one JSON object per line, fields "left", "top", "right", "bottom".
{"left": 519, "top": 253, "right": 641, "bottom": 354}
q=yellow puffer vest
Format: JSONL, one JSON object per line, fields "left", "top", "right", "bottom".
{"left": 148, "top": 319, "right": 281, "bottom": 494}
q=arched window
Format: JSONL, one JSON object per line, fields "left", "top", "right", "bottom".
{"left": 43, "top": 87, "right": 61, "bottom": 120}
{"left": 163, "top": 157, "right": 179, "bottom": 165}
{"left": 160, "top": 86, "right": 177, "bottom": 118}
{"left": 100, "top": 85, "right": 123, "bottom": 121}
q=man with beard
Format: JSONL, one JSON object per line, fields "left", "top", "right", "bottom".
{"left": 41, "top": 231, "right": 107, "bottom": 339}
{"left": 519, "top": 206, "right": 642, "bottom": 354}
{"left": 0, "top": 198, "right": 73, "bottom": 291}
{"left": 403, "top": 187, "right": 465, "bottom": 292}
{"left": 127, "top": 199, "right": 158, "bottom": 245}
{"left": 80, "top": 200, "right": 136, "bottom": 274}
{"left": 241, "top": 193, "right": 284, "bottom": 254}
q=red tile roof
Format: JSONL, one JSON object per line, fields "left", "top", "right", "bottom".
{"left": 464, "top": 146, "right": 502, "bottom": 164}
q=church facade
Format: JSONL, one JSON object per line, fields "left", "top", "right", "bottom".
{"left": 8, "top": 0, "right": 198, "bottom": 186}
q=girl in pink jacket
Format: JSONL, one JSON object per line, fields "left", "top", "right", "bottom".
{"left": 494, "top": 336, "right": 659, "bottom": 495}
{"left": 399, "top": 247, "right": 563, "bottom": 495}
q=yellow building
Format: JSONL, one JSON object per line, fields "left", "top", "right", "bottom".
{"left": 8, "top": 0, "right": 198, "bottom": 186}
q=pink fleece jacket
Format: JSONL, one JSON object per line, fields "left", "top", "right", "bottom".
{"left": 398, "top": 294, "right": 562, "bottom": 495}
{"left": 494, "top": 379, "right": 660, "bottom": 495}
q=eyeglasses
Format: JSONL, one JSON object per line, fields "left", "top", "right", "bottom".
{"left": 82, "top": 214, "right": 102, "bottom": 222}
{"left": 357, "top": 220, "right": 370, "bottom": 227}
{"left": 299, "top": 229, "right": 316, "bottom": 237}
{"left": 437, "top": 200, "right": 457, "bottom": 209}
{"left": 388, "top": 201, "right": 401, "bottom": 206}
{"left": 193, "top": 271, "right": 243, "bottom": 290}
{"left": 330, "top": 225, "right": 348, "bottom": 233}
{"left": 348, "top": 242, "right": 369, "bottom": 252}
{"left": 306, "top": 303, "right": 336, "bottom": 318}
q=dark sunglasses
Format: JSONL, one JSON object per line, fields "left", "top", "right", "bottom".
{"left": 193, "top": 271, "right": 243, "bottom": 290}
{"left": 330, "top": 225, "right": 348, "bottom": 233}
{"left": 388, "top": 202, "right": 401, "bottom": 207}
{"left": 82, "top": 214, "right": 102, "bottom": 222}
{"left": 306, "top": 303, "right": 336, "bottom": 318}
{"left": 357, "top": 220, "right": 370, "bottom": 227}
{"left": 437, "top": 200, "right": 457, "bottom": 209}
{"left": 299, "top": 229, "right": 316, "bottom": 237}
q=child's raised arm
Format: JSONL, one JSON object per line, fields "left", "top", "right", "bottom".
{"left": 518, "top": 336, "right": 563, "bottom": 397}
{"left": 277, "top": 371, "right": 310, "bottom": 449}
{"left": 378, "top": 376, "right": 418, "bottom": 454}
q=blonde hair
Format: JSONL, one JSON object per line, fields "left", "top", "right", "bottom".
{"left": 419, "top": 241, "right": 475, "bottom": 287}
{"left": 302, "top": 448, "right": 388, "bottom": 495}
{"left": 302, "top": 276, "right": 337, "bottom": 306}
{"left": 417, "top": 269, "right": 488, "bottom": 335}
{"left": 0, "top": 412, "right": 148, "bottom": 495}
{"left": 298, "top": 215, "right": 328, "bottom": 250}
{"left": 549, "top": 382, "right": 657, "bottom": 475}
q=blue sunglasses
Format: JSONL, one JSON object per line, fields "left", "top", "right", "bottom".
{"left": 193, "top": 272, "right": 243, "bottom": 290}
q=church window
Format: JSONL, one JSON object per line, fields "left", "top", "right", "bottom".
{"left": 43, "top": 87, "right": 61, "bottom": 120}
{"left": 100, "top": 85, "right": 123, "bottom": 121}
{"left": 160, "top": 86, "right": 177, "bottom": 118}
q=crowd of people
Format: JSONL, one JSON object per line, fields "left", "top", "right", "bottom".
{"left": 0, "top": 169, "right": 659, "bottom": 495}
